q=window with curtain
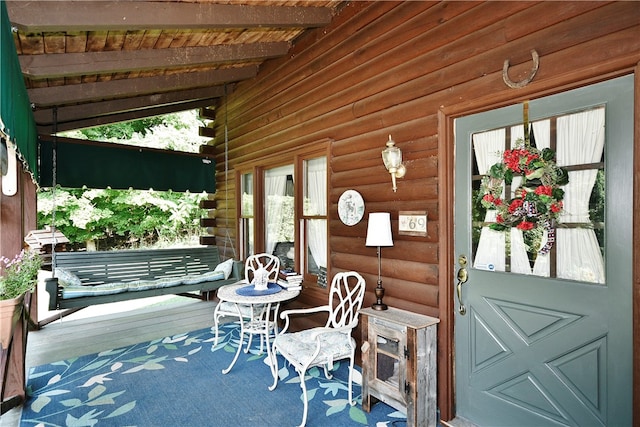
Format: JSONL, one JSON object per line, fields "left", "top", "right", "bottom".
{"left": 301, "top": 156, "right": 327, "bottom": 285}
{"left": 265, "top": 164, "right": 294, "bottom": 257}
{"left": 471, "top": 106, "right": 605, "bottom": 284}
{"left": 239, "top": 172, "right": 254, "bottom": 259}
{"left": 236, "top": 141, "right": 329, "bottom": 287}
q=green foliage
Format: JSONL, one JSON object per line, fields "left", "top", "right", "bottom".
{"left": 589, "top": 170, "right": 605, "bottom": 222}
{"left": 39, "top": 110, "right": 212, "bottom": 250}
{"left": 266, "top": 195, "right": 294, "bottom": 243}
{"left": 590, "top": 170, "right": 605, "bottom": 252}
{"left": 38, "top": 188, "right": 207, "bottom": 250}
{"left": 67, "top": 113, "right": 200, "bottom": 142}
{"left": 61, "top": 111, "right": 208, "bottom": 153}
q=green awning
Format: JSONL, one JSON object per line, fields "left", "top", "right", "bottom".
{"left": 39, "top": 137, "right": 216, "bottom": 193}
{"left": 0, "top": 2, "right": 38, "bottom": 179}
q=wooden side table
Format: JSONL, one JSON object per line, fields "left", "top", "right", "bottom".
{"left": 360, "top": 307, "right": 440, "bottom": 427}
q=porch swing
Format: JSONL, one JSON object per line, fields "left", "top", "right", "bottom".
{"left": 40, "top": 108, "right": 243, "bottom": 323}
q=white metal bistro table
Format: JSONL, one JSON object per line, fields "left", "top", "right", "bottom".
{"left": 216, "top": 282, "right": 300, "bottom": 377}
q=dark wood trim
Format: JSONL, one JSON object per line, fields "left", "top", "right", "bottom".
{"left": 27, "top": 66, "right": 257, "bottom": 107}
{"left": 33, "top": 85, "right": 228, "bottom": 126}
{"left": 8, "top": 2, "right": 333, "bottom": 32}
{"left": 198, "top": 127, "right": 216, "bottom": 138}
{"left": 20, "top": 42, "right": 290, "bottom": 79}
{"left": 36, "top": 97, "right": 222, "bottom": 134}
{"left": 437, "top": 108, "right": 455, "bottom": 421}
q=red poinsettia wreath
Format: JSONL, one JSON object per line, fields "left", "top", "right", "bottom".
{"left": 479, "top": 136, "right": 569, "bottom": 254}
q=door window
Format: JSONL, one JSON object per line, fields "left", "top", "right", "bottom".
{"left": 471, "top": 107, "right": 605, "bottom": 284}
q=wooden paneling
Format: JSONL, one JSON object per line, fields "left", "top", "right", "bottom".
{"left": 208, "top": 1, "right": 640, "bottom": 421}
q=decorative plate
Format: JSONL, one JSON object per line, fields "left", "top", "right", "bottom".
{"left": 338, "top": 190, "right": 365, "bottom": 226}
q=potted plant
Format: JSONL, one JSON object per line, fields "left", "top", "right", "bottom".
{"left": 0, "top": 249, "right": 41, "bottom": 413}
{"left": 0, "top": 249, "right": 42, "bottom": 350}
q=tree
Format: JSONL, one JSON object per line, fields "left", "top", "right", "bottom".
{"left": 38, "top": 111, "right": 212, "bottom": 250}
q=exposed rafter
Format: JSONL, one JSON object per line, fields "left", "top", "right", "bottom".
{"left": 33, "top": 85, "right": 230, "bottom": 126}
{"left": 20, "top": 42, "right": 290, "bottom": 79}
{"left": 5, "top": 0, "right": 341, "bottom": 132}
{"left": 7, "top": 1, "right": 333, "bottom": 32}
{"left": 37, "top": 97, "right": 222, "bottom": 134}
{"left": 28, "top": 67, "right": 257, "bottom": 107}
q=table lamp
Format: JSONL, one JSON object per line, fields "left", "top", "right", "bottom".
{"left": 365, "top": 212, "right": 393, "bottom": 310}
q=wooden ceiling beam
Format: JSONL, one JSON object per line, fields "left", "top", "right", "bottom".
{"left": 27, "top": 66, "right": 256, "bottom": 107}
{"left": 33, "top": 85, "right": 228, "bottom": 125}
{"left": 37, "top": 97, "right": 220, "bottom": 134}
{"left": 20, "top": 42, "right": 290, "bottom": 79}
{"left": 7, "top": 1, "right": 333, "bottom": 32}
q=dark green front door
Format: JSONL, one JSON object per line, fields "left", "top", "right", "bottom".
{"left": 454, "top": 76, "right": 633, "bottom": 426}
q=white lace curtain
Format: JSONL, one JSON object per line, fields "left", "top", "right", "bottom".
{"left": 265, "top": 165, "right": 292, "bottom": 254}
{"left": 305, "top": 157, "right": 327, "bottom": 269}
{"left": 472, "top": 129, "right": 506, "bottom": 272}
{"left": 555, "top": 108, "right": 605, "bottom": 283}
{"left": 472, "top": 108, "right": 605, "bottom": 284}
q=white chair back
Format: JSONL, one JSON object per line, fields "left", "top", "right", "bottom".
{"left": 326, "top": 271, "right": 366, "bottom": 330}
{"left": 245, "top": 253, "right": 280, "bottom": 284}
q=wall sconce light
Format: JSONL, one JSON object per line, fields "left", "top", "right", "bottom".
{"left": 381, "top": 135, "right": 406, "bottom": 192}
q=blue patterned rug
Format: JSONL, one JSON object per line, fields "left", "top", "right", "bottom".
{"left": 20, "top": 323, "right": 407, "bottom": 426}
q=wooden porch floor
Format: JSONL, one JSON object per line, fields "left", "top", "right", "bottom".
{"left": 1, "top": 296, "right": 472, "bottom": 427}
{"left": 1, "top": 296, "right": 215, "bottom": 427}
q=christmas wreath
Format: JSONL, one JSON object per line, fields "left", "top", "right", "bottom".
{"left": 479, "top": 133, "right": 569, "bottom": 254}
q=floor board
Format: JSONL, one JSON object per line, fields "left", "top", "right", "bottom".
{"left": 1, "top": 297, "right": 216, "bottom": 427}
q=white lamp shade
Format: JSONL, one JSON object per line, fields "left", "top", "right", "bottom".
{"left": 365, "top": 212, "right": 393, "bottom": 247}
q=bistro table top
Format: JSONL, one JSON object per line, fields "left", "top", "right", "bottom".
{"left": 217, "top": 281, "right": 300, "bottom": 305}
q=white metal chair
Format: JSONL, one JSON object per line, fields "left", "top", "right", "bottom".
{"left": 213, "top": 253, "right": 280, "bottom": 352}
{"left": 269, "top": 271, "right": 366, "bottom": 427}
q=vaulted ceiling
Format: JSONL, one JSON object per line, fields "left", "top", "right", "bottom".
{"left": 6, "top": 1, "right": 343, "bottom": 134}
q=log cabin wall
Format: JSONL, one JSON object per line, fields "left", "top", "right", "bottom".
{"left": 204, "top": 1, "right": 640, "bottom": 420}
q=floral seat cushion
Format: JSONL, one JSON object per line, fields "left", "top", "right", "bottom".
{"left": 274, "top": 329, "right": 354, "bottom": 367}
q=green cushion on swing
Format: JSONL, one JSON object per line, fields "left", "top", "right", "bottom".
{"left": 55, "top": 268, "right": 82, "bottom": 287}
{"left": 61, "top": 282, "right": 129, "bottom": 299}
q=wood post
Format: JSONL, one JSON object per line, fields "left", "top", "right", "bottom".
{"left": 0, "top": 294, "right": 28, "bottom": 415}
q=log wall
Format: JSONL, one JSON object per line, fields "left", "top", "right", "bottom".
{"left": 204, "top": 1, "right": 640, "bottom": 420}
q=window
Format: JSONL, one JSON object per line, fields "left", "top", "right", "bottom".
{"left": 301, "top": 156, "right": 327, "bottom": 286}
{"left": 265, "top": 164, "right": 295, "bottom": 265}
{"left": 239, "top": 172, "right": 254, "bottom": 259}
{"left": 471, "top": 107, "right": 605, "bottom": 284}
{"left": 237, "top": 142, "right": 328, "bottom": 287}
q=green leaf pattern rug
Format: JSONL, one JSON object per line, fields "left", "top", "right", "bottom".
{"left": 21, "top": 323, "right": 407, "bottom": 426}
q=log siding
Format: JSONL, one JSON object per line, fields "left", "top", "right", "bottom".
{"left": 204, "top": 1, "right": 640, "bottom": 420}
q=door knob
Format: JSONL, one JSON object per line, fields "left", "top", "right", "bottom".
{"left": 456, "top": 255, "right": 468, "bottom": 315}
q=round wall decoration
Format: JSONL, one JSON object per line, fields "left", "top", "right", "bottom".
{"left": 338, "top": 190, "right": 365, "bottom": 226}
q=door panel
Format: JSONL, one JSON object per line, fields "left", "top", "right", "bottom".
{"left": 454, "top": 76, "right": 633, "bottom": 426}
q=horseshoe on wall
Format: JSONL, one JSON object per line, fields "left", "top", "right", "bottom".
{"left": 502, "top": 49, "right": 539, "bottom": 89}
